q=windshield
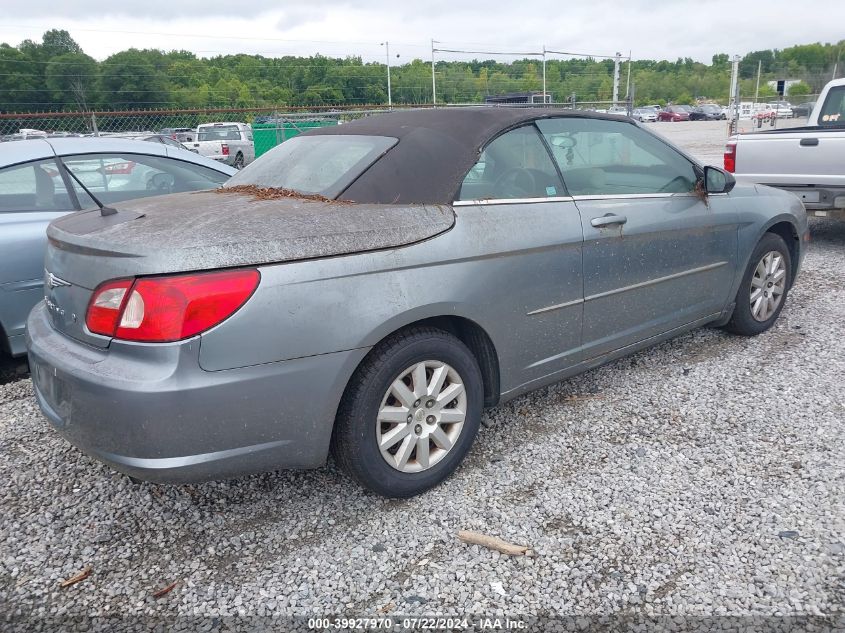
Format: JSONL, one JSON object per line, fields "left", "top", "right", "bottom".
{"left": 225, "top": 134, "right": 397, "bottom": 199}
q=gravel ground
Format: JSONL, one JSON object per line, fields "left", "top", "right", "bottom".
{"left": 1, "top": 138, "right": 843, "bottom": 630}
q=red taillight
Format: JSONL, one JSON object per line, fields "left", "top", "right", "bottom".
{"left": 724, "top": 140, "right": 737, "bottom": 173}
{"left": 86, "top": 270, "right": 259, "bottom": 343}
{"left": 103, "top": 161, "right": 136, "bottom": 175}
{"left": 221, "top": 144, "right": 229, "bottom": 156}
{"left": 86, "top": 279, "right": 133, "bottom": 336}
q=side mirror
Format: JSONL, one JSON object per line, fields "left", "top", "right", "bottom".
{"left": 704, "top": 165, "right": 736, "bottom": 194}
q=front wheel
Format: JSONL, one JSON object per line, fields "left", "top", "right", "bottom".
{"left": 331, "top": 327, "right": 483, "bottom": 497}
{"left": 724, "top": 233, "right": 791, "bottom": 336}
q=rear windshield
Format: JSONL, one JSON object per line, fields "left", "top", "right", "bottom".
{"left": 817, "top": 86, "right": 845, "bottom": 126}
{"left": 198, "top": 125, "right": 242, "bottom": 141}
{"left": 225, "top": 134, "right": 397, "bottom": 199}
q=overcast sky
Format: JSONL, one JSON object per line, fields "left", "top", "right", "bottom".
{"left": 1, "top": 0, "right": 843, "bottom": 64}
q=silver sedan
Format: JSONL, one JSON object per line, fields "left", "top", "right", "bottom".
{"left": 0, "top": 137, "right": 235, "bottom": 357}
{"left": 27, "top": 109, "right": 808, "bottom": 497}
{"left": 631, "top": 107, "right": 659, "bottom": 122}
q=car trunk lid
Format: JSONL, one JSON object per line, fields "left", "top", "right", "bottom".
{"left": 44, "top": 190, "right": 455, "bottom": 348}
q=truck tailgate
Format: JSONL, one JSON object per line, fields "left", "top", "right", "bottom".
{"left": 735, "top": 130, "right": 845, "bottom": 187}
{"left": 190, "top": 141, "right": 225, "bottom": 157}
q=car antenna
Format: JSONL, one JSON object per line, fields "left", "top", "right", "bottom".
{"left": 58, "top": 159, "right": 118, "bottom": 216}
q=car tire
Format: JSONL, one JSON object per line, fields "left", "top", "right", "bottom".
{"left": 331, "top": 326, "right": 484, "bottom": 498}
{"left": 233, "top": 153, "right": 244, "bottom": 169}
{"left": 724, "top": 233, "right": 792, "bottom": 336}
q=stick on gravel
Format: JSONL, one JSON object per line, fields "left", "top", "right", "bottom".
{"left": 457, "top": 530, "right": 534, "bottom": 556}
{"left": 152, "top": 581, "right": 179, "bottom": 599}
{"left": 59, "top": 566, "right": 92, "bottom": 588}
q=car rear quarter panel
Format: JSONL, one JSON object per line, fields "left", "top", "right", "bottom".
{"left": 198, "top": 201, "right": 585, "bottom": 395}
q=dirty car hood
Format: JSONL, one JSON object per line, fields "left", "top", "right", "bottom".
{"left": 47, "top": 190, "right": 455, "bottom": 279}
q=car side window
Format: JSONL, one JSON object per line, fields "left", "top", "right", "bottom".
{"left": 817, "top": 85, "right": 844, "bottom": 125}
{"left": 457, "top": 125, "right": 565, "bottom": 201}
{"left": 536, "top": 118, "right": 698, "bottom": 196}
{"left": 62, "top": 153, "right": 230, "bottom": 206}
{"left": 0, "top": 159, "right": 75, "bottom": 212}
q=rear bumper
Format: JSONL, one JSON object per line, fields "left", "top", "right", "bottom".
{"left": 205, "top": 154, "right": 235, "bottom": 165}
{"left": 762, "top": 185, "right": 845, "bottom": 213}
{"left": 26, "top": 303, "right": 369, "bottom": 483}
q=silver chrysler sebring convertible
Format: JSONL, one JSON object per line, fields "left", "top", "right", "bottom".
{"left": 27, "top": 108, "right": 808, "bottom": 497}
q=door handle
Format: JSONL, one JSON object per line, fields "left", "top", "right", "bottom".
{"left": 800, "top": 138, "right": 819, "bottom": 146}
{"left": 590, "top": 214, "right": 628, "bottom": 228}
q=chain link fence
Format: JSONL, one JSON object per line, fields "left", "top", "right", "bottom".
{"left": 0, "top": 94, "right": 822, "bottom": 151}
{"left": 0, "top": 105, "right": 407, "bottom": 142}
{"left": 0, "top": 106, "right": 418, "bottom": 158}
{"left": 0, "top": 100, "right": 628, "bottom": 137}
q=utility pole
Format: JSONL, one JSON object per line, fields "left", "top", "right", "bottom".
{"left": 542, "top": 46, "right": 547, "bottom": 106}
{"left": 625, "top": 51, "right": 632, "bottom": 114}
{"left": 612, "top": 52, "right": 621, "bottom": 106}
{"left": 431, "top": 39, "right": 437, "bottom": 106}
{"left": 754, "top": 59, "right": 761, "bottom": 103}
{"left": 381, "top": 41, "right": 392, "bottom": 108}
{"left": 729, "top": 55, "right": 741, "bottom": 133}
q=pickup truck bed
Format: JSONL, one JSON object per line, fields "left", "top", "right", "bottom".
{"left": 727, "top": 78, "right": 845, "bottom": 220}
{"left": 730, "top": 126, "right": 845, "bottom": 216}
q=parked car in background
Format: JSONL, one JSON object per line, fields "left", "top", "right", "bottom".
{"left": 160, "top": 127, "right": 195, "bottom": 143}
{"left": 690, "top": 104, "right": 726, "bottom": 121}
{"left": 631, "top": 108, "right": 658, "bottom": 122}
{"left": 28, "top": 108, "right": 806, "bottom": 497}
{"left": 770, "top": 101, "right": 794, "bottom": 118}
{"left": 111, "top": 133, "right": 189, "bottom": 150}
{"left": 0, "top": 138, "right": 235, "bottom": 357}
{"left": 791, "top": 102, "right": 816, "bottom": 118}
{"left": 3, "top": 129, "right": 49, "bottom": 141}
{"left": 658, "top": 106, "right": 691, "bottom": 122}
{"left": 190, "top": 122, "right": 255, "bottom": 169}
{"left": 727, "top": 78, "right": 845, "bottom": 220}
{"left": 754, "top": 102, "right": 792, "bottom": 121}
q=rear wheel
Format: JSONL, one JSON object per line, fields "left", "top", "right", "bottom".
{"left": 331, "top": 327, "right": 483, "bottom": 497}
{"left": 233, "top": 152, "right": 244, "bottom": 169}
{"left": 725, "top": 233, "right": 791, "bottom": 336}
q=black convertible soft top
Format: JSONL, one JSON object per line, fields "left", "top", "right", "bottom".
{"left": 305, "top": 107, "right": 625, "bottom": 204}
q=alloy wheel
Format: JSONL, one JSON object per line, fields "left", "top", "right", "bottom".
{"left": 376, "top": 360, "right": 467, "bottom": 473}
{"left": 750, "top": 250, "right": 787, "bottom": 322}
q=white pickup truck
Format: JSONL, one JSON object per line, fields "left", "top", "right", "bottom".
{"left": 189, "top": 122, "right": 255, "bottom": 169}
{"left": 726, "top": 78, "right": 845, "bottom": 219}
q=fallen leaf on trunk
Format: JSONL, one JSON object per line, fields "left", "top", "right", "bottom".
{"left": 59, "top": 566, "right": 92, "bottom": 588}
{"left": 457, "top": 530, "right": 534, "bottom": 556}
{"left": 152, "top": 581, "right": 179, "bottom": 599}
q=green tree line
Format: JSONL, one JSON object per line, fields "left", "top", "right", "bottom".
{"left": 1, "top": 30, "right": 842, "bottom": 112}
